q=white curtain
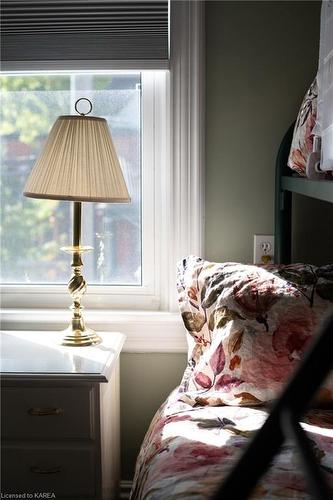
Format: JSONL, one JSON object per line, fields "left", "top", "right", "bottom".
{"left": 316, "top": 0, "right": 333, "bottom": 171}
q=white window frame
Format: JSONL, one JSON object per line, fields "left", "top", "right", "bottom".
{"left": 0, "top": 0, "right": 205, "bottom": 353}
{"left": 0, "top": 71, "right": 166, "bottom": 310}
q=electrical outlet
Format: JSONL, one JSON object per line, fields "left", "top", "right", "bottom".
{"left": 254, "top": 235, "right": 274, "bottom": 265}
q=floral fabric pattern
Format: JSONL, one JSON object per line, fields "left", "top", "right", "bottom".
{"left": 288, "top": 78, "right": 317, "bottom": 176}
{"left": 130, "top": 392, "right": 333, "bottom": 499}
{"left": 177, "top": 256, "right": 333, "bottom": 407}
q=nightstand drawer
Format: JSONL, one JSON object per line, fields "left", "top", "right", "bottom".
{"left": 2, "top": 446, "right": 97, "bottom": 498}
{"left": 1, "top": 331, "right": 125, "bottom": 500}
{"left": 1, "top": 386, "right": 96, "bottom": 440}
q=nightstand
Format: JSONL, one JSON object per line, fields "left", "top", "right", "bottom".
{"left": 0, "top": 330, "right": 125, "bottom": 500}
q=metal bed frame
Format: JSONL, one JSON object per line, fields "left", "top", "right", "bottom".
{"left": 213, "top": 124, "right": 333, "bottom": 500}
{"left": 275, "top": 123, "right": 333, "bottom": 264}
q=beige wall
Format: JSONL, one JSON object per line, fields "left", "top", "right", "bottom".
{"left": 120, "top": 353, "right": 187, "bottom": 479}
{"left": 205, "top": 0, "right": 321, "bottom": 262}
{"left": 121, "top": 0, "right": 326, "bottom": 481}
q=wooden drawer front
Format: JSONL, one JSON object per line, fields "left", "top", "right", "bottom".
{"left": 2, "top": 386, "right": 95, "bottom": 440}
{"left": 2, "top": 446, "right": 97, "bottom": 498}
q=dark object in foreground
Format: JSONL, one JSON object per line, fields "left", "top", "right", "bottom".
{"left": 212, "top": 312, "right": 333, "bottom": 500}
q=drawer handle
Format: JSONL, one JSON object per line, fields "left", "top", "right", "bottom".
{"left": 28, "top": 407, "right": 64, "bottom": 416}
{"left": 30, "top": 465, "right": 62, "bottom": 475}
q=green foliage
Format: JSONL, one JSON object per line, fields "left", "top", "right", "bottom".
{"left": 0, "top": 73, "right": 141, "bottom": 283}
{"left": 0, "top": 75, "right": 70, "bottom": 143}
{"left": 92, "top": 75, "right": 113, "bottom": 90}
{"left": 0, "top": 75, "right": 71, "bottom": 282}
{"left": 0, "top": 75, "right": 70, "bottom": 92}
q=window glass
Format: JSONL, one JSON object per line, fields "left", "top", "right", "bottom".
{"left": 0, "top": 73, "right": 141, "bottom": 285}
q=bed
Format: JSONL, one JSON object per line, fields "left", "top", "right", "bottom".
{"left": 130, "top": 126, "right": 333, "bottom": 500}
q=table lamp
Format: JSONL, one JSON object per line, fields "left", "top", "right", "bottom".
{"left": 23, "top": 98, "right": 131, "bottom": 347}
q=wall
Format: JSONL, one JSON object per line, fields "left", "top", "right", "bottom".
{"left": 205, "top": 0, "right": 322, "bottom": 262}
{"left": 120, "top": 353, "right": 187, "bottom": 479}
{"left": 121, "top": 0, "right": 326, "bottom": 482}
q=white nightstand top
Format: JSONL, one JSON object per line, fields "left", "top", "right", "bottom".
{"left": 0, "top": 330, "right": 125, "bottom": 382}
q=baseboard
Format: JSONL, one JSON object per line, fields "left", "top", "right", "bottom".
{"left": 120, "top": 480, "right": 133, "bottom": 499}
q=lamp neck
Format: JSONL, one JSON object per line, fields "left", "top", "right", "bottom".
{"left": 73, "top": 201, "right": 82, "bottom": 247}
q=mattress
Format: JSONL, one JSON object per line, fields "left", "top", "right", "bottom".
{"left": 130, "top": 391, "right": 333, "bottom": 499}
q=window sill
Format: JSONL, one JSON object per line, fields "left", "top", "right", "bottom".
{"left": 0, "top": 309, "right": 188, "bottom": 353}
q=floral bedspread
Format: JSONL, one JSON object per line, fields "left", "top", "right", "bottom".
{"left": 177, "top": 258, "right": 333, "bottom": 407}
{"left": 130, "top": 391, "right": 333, "bottom": 499}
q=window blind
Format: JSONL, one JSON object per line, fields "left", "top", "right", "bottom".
{"left": 1, "top": 0, "right": 169, "bottom": 71}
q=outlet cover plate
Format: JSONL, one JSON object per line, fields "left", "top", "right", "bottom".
{"left": 254, "top": 234, "right": 274, "bottom": 265}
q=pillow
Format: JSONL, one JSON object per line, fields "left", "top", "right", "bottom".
{"left": 288, "top": 77, "right": 317, "bottom": 177}
{"left": 177, "top": 256, "right": 333, "bottom": 407}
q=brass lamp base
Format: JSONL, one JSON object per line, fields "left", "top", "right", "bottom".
{"left": 60, "top": 202, "right": 102, "bottom": 348}
{"left": 61, "top": 325, "right": 102, "bottom": 347}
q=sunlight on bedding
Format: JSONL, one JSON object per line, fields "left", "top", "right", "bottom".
{"left": 162, "top": 418, "right": 232, "bottom": 448}
{"left": 301, "top": 421, "right": 333, "bottom": 438}
{"left": 131, "top": 392, "right": 333, "bottom": 500}
{"left": 161, "top": 405, "right": 269, "bottom": 448}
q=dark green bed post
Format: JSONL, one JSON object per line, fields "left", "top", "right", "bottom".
{"left": 274, "top": 123, "right": 294, "bottom": 264}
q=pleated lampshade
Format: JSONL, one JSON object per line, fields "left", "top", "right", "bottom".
{"left": 24, "top": 115, "right": 131, "bottom": 203}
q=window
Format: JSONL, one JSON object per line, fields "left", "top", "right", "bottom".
{"left": 0, "top": 71, "right": 166, "bottom": 309}
{"left": 0, "top": 2, "right": 205, "bottom": 340}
